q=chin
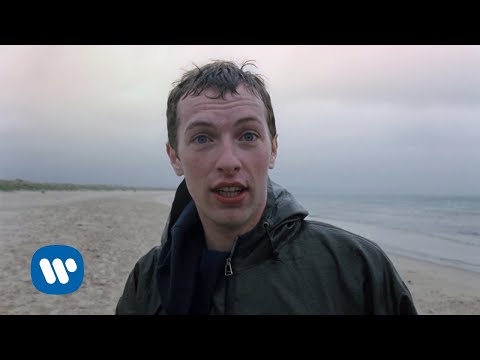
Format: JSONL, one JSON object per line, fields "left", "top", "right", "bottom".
{"left": 214, "top": 215, "right": 248, "bottom": 228}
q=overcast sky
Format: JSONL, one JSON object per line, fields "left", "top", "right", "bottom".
{"left": 1, "top": 45, "right": 479, "bottom": 195}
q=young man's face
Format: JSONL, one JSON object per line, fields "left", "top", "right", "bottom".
{"left": 167, "top": 85, "right": 278, "bottom": 236}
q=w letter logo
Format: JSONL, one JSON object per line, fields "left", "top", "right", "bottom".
{"left": 31, "top": 245, "right": 84, "bottom": 295}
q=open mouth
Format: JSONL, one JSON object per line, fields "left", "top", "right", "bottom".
{"left": 214, "top": 186, "right": 245, "bottom": 197}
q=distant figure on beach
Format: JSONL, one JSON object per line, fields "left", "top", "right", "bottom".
{"left": 115, "top": 60, "right": 417, "bottom": 315}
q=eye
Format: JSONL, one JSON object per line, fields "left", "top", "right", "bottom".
{"left": 194, "top": 135, "right": 209, "bottom": 144}
{"left": 242, "top": 132, "right": 258, "bottom": 142}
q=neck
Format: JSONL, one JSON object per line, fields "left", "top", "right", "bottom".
{"left": 199, "top": 212, "right": 264, "bottom": 252}
{"left": 202, "top": 225, "right": 239, "bottom": 252}
{"left": 196, "top": 191, "right": 269, "bottom": 252}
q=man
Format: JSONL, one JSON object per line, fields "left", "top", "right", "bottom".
{"left": 115, "top": 60, "right": 417, "bottom": 315}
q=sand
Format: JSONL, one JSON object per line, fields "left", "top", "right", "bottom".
{"left": 1, "top": 190, "right": 478, "bottom": 315}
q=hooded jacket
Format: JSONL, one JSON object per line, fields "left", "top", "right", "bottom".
{"left": 115, "top": 178, "right": 417, "bottom": 315}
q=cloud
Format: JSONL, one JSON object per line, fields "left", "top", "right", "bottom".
{"left": 1, "top": 45, "right": 480, "bottom": 194}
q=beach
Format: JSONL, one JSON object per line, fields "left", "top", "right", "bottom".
{"left": 1, "top": 190, "right": 478, "bottom": 315}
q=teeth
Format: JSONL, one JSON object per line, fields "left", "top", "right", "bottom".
{"left": 218, "top": 186, "right": 242, "bottom": 192}
{"left": 218, "top": 190, "right": 241, "bottom": 197}
{"left": 216, "top": 186, "right": 244, "bottom": 197}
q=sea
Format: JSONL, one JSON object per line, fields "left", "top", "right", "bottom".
{"left": 291, "top": 192, "right": 480, "bottom": 274}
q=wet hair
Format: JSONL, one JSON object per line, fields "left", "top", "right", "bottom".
{"left": 166, "top": 60, "right": 276, "bottom": 151}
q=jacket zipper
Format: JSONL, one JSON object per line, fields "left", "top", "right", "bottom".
{"left": 224, "top": 236, "right": 238, "bottom": 276}
{"left": 224, "top": 236, "right": 239, "bottom": 314}
{"left": 222, "top": 219, "right": 298, "bottom": 314}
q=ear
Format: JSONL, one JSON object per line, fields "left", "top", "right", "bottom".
{"left": 166, "top": 143, "right": 184, "bottom": 176}
{"left": 268, "top": 134, "right": 278, "bottom": 169}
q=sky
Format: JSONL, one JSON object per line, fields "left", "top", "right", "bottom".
{"left": 1, "top": 45, "right": 479, "bottom": 195}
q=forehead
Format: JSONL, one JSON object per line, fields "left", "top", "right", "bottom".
{"left": 177, "top": 85, "right": 266, "bottom": 124}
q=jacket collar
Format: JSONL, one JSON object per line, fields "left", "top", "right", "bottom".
{"left": 161, "top": 177, "right": 309, "bottom": 248}
{"left": 161, "top": 178, "right": 308, "bottom": 254}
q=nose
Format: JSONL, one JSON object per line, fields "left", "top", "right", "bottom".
{"left": 216, "top": 139, "right": 241, "bottom": 174}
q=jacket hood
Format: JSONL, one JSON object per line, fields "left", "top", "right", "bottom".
{"left": 161, "top": 177, "right": 309, "bottom": 247}
{"left": 263, "top": 177, "right": 309, "bottom": 229}
{"left": 159, "top": 177, "right": 310, "bottom": 260}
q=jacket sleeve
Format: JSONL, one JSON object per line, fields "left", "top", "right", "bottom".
{"left": 387, "top": 262, "right": 418, "bottom": 315}
{"left": 365, "top": 245, "right": 418, "bottom": 315}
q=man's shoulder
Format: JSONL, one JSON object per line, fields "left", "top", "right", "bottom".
{"left": 298, "top": 219, "right": 389, "bottom": 260}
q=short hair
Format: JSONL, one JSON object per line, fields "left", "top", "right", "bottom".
{"left": 166, "top": 60, "right": 276, "bottom": 151}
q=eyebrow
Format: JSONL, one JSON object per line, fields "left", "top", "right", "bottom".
{"left": 185, "top": 117, "right": 262, "bottom": 133}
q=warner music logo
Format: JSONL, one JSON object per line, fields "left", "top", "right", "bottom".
{"left": 31, "top": 245, "right": 84, "bottom": 295}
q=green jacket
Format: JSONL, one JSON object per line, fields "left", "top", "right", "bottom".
{"left": 115, "top": 179, "right": 417, "bottom": 315}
